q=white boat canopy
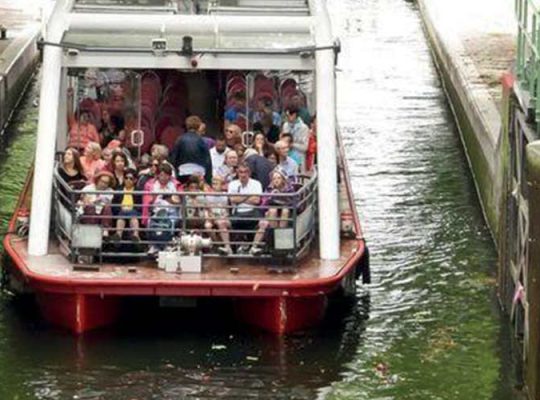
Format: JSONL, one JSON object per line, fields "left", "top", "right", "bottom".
{"left": 46, "top": 0, "right": 319, "bottom": 70}
{"left": 29, "top": 0, "right": 341, "bottom": 260}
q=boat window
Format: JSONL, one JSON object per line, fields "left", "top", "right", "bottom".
{"left": 57, "top": 67, "right": 319, "bottom": 264}
{"left": 66, "top": 69, "right": 150, "bottom": 154}
{"left": 65, "top": 68, "right": 314, "bottom": 154}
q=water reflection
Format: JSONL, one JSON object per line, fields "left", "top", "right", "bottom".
{"left": 0, "top": 295, "right": 370, "bottom": 399}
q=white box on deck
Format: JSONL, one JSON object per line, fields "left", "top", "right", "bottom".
{"left": 157, "top": 251, "right": 180, "bottom": 272}
{"left": 157, "top": 252, "right": 202, "bottom": 273}
{"left": 178, "top": 255, "right": 202, "bottom": 273}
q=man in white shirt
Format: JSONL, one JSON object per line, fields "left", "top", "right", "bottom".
{"left": 282, "top": 106, "right": 309, "bottom": 169}
{"left": 210, "top": 135, "right": 231, "bottom": 176}
{"left": 227, "top": 163, "right": 263, "bottom": 253}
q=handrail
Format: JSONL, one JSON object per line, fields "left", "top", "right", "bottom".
{"left": 515, "top": 0, "right": 540, "bottom": 129}
{"left": 52, "top": 168, "right": 318, "bottom": 264}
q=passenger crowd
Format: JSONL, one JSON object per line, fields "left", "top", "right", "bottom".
{"left": 59, "top": 99, "right": 317, "bottom": 257}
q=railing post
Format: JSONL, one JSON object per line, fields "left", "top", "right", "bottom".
{"left": 181, "top": 195, "right": 187, "bottom": 234}
{"left": 517, "top": 0, "right": 523, "bottom": 80}
{"left": 70, "top": 186, "right": 77, "bottom": 261}
{"left": 292, "top": 202, "right": 298, "bottom": 260}
{"left": 535, "top": 8, "right": 540, "bottom": 128}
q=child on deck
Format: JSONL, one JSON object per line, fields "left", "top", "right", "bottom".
{"left": 203, "top": 175, "right": 233, "bottom": 255}
{"left": 146, "top": 163, "right": 181, "bottom": 256}
{"left": 184, "top": 175, "right": 207, "bottom": 231}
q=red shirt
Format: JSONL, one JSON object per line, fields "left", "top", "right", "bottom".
{"left": 68, "top": 122, "right": 100, "bottom": 149}
{"left": 306, "top": 132, "right": 317, "bottom": 171}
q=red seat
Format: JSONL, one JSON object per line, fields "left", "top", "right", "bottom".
{"left": 159, "top": 125, "right": 184, "bottom": 150}
{"left": 235, "top": 115, "right": 247, "bottom": 131}
{"left": 78, "top": 97, "right": 102, "bottom": 130}
{"left": 155, "top": 113, "right": 183, "bottom": 139}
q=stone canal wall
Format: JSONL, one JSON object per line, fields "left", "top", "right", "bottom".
{"left": 0, "top": 26, "right": 40, "bottom": 134}
{"left": 415, "top": 1, "right": 540, "bottom": 398}
{"left": 416, "top": 0, "right": 515, "bottom": 244}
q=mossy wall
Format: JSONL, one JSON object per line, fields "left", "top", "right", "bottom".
{"left": 417, "top": 0, "right": 503, "bottom": 244}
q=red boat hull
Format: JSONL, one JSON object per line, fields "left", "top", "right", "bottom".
{"left": 234, "top": 295, "right": 328, "bottom": 334}
{"left": 36, "top": 292, "right": 121, "bottom": 333}
{"left": 32, "top": 292, "right": 328, "bottom": 334}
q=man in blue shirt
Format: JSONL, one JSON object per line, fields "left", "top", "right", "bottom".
{"left": 224, "top": 92, "right": 247, "bottom": 124}
{"left": 171, "top": 115, "right": 212, "bottom": 184}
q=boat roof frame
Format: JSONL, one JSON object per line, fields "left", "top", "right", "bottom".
{"left": 47, "top": 0, "right": 335, "bottom": 71}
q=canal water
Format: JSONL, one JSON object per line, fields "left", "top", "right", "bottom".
{"left": 0, "top": 0, "right": 520, "bottom": 399}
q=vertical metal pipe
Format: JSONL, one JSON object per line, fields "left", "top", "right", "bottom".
{"left": 311, "top": 0, "right": 339, "bottom": 260}
{"left": 28, "top": 1, "right": 68, "bottom": 256}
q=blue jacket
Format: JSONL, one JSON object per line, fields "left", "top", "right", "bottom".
{"left": 171, "top": 130, "right": 212, "bottom": 183}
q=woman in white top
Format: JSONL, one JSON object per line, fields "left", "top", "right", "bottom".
{"left": 78, "top": 170, "right": 116, "bottom": 238}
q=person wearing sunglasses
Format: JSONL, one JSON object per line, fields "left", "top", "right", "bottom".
{"left": 223, "top": 124, "right": 242, "bottom": 148}
{"left": 137, "top": 156, "right": 163, "bottom": 191}
{"left": 112, "top": 168, "right": 141, "bottom": 243}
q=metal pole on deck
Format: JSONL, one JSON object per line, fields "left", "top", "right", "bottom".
{"left": 28, "top": 1, "right": 68, "bottom": 256}
{"left": 311, "top": 0, "right": 339, "bottom": 260}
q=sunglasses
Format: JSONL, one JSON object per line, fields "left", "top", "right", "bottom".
{"left": 151, "top": 163, "right": 160, "bottom": 167}
{"left": 125, "top": 175, "right": 135, "bottom": 180}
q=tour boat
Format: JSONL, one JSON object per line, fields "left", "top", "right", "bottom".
{"left": 2, "top": 0, "right": 369, "bottom": 334}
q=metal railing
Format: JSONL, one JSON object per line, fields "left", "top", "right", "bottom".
{"left": 52, "top": 169, "right": 318, "bottom": 265}
{"left": 515, "top": 0, "right": 540, "bottom": 128}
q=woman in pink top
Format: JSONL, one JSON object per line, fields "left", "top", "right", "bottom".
{"left": 80, "top": 142, "right": 106, "bottom": 182}
{"left": 68, "top": 111, "right": 100, "bottom": 150}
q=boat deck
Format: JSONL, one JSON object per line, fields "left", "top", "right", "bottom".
{"left": 9, "top": 237, "right": 358, "bottom": 283}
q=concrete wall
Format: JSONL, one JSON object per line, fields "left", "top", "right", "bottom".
{"left": 0, "top": 26, "right": 41, "bottom": 134}
{"left": 417, "top": 0, "right": 504, "bottom": 243}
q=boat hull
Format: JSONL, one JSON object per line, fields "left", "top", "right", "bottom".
{"left": 31, "top": 291, "right": 329, "bottom": 334}
{"left": 36, "top": 292, "right": 121, "bottom": 333}
{"left": 234, "top": 295, "right": 328, "bottom": 334}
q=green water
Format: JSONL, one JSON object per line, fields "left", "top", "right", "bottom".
{"left": 0, "top": 0, "right": 520, "bottom": 399}
{"left": 0, "top": 78, "right": 37, "bottom": 233}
